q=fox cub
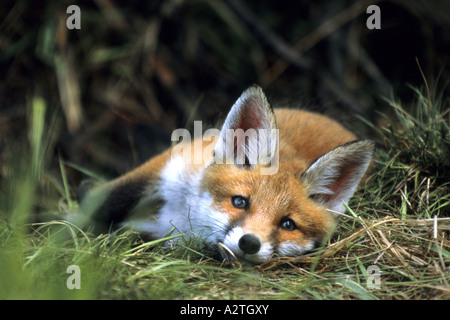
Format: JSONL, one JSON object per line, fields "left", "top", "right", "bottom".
{"left": 79, "top": 85, "right": 374, "bottom": 263}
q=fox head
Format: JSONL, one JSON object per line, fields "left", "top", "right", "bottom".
{"left": 183, "top": 86, "right": 375, "bottom": 263}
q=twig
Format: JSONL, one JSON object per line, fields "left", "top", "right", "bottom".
{"left": 263, "top": 0, "right": 382, "bottom": 85}
{"left": 94, "top": 0, "right": 130, "bottom": 32}
{"left": 348, "top": 38, "right": 391, "bottom": 97}
{"left": 225, "top": 0, "right": 369, "bottom": 115}
{"left": 415, "top": 57, "right": 432, "bottom": 109}
{"left": 225, "top": 0, "right": 311, "bottom": 70}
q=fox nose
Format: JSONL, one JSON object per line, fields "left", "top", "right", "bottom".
{"left": 238, "top": 234, "right": 261, "bottom": 254}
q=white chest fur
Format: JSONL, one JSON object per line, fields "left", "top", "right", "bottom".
{"left": 133, "top": 156, "right": 229, "bottom": 243}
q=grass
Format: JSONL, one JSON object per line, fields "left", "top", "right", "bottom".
{"left": 0, "top": 86, "right": 449, "bottom": 300}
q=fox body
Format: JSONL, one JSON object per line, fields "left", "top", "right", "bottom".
{"left": 80, "top": 86, "right": 374, "bottom": 263}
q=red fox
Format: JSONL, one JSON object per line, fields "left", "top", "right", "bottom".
{"left": 78, "top": 85, "right": 374, "bottom": 263}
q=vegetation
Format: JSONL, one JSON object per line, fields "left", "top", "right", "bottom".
{"left": 0, "top": 86, "right": 448, "bottom": 300}
{"left": 0, "top": 0, "right": 448, "bottom": 300}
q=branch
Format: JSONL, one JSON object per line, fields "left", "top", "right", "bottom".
{"left": 225, "top": 0, "right": 370, "bottom": 115}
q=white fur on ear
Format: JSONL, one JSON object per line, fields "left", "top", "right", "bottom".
{"left": 213, "top": 85, "right": 278, "bottom": 167}
{"left": 301, "top": 140, "right": 375, "bottom": 213}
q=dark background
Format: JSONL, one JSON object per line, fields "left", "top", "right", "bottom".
{"left": 1, "top": 0, "right": 449, "bottom": 191}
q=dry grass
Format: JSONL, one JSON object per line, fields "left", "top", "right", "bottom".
{"left": 257, "top": 216, "right": 449, "bottom": 299}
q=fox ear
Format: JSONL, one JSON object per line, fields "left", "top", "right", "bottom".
{"left": 301, "top": 140, "right": 375, "bottom": 214}
{"left": 214, "top": 85, "right": 278, "bottom": 167}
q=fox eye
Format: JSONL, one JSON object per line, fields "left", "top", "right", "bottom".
{"left": 231, "top": 196, "right": 249, "bottom": 209}
{"left": 280, "top": 217, "right": 296, "bottom": 231}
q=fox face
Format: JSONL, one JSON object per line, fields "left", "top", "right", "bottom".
{"left": 79, "top": 86, "right": 374, "bottom": 264}
{"left": 201, "top": 163, "right": 335, "bottom": 263}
